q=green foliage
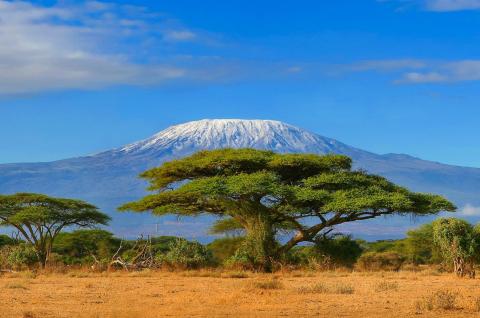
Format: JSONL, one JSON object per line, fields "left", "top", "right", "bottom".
{"left": 53, "top": 230, "right": 120, "bottom": 265}
{"left": 361, "top": 223, "right": 442, "bottom": 265}
{"left": 150, "top": 236, "right": 182, "bottom": 254}
{"left": 314, "top": 235, "right": 364, "bottom": 267}
{"left": 0, "top": 234, "right": 16, "bottom": 248}
{"left": 0, "top": 193, "right": 110, "bottom": 267}
{"left": 155, "top": 239, "right": 213, "bottom": 269}
{"left": 119, "top": 148, "right": 455, "bottom": 272}
{"left": 286, "top": 235, "right": 363, "bottom": 268}
{"left": 355, "top": 251, "right": 406, "bottom": 271}
{"left": 404, "top": 223, "right": 442, "bottom": 264}
{"left": 207, "top": 237, "right": 245, "bottom": 264}
{"left": 432, "top": 218, "right": 480, "bottom": 268}
{"left": 0, "top": 244, "right": 37, "bottom": 270}
{"left": 209, "top": 218, "right": 245, "bottom": 236}
{"left": 364, "top": 240, "right": 400, "bottom": 253}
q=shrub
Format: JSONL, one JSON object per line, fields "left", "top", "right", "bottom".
{"left": 53, "top": 229, "right": 120, "bottom": 265}
{"left": 355, "top": 252, "right": 406, "bottom": 271}
{"left": 155, "top": 239, "right": 213, "bottom": 269}
{"left": 1, "top": 244, "right": 38, "bottom": 270}
{"left": 0, "top": 235, "right": 16, "bottom": 248}
{"left": 207, "top": 237, "right": 245, "bottom": 264}
{"left": 314, "top": 235, "right": 364, "bottom": 267}
{"left": 286, "top": 246, "right": 334, "bottom": 270}
{"left": 415, "top": 290, "right": 457, "bottom": 311}
{"left": 287, "top": 235, "right": 363, "bottom": 269}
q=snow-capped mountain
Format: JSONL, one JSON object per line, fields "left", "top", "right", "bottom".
{"left": 116, "top": 119, "right": 357, "bottom": 155}
{"left": 1, "top": 119, "right": 480, "bottom": 240}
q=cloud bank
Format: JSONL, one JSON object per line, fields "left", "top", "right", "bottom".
{"left": 0, "top": 1, "right": 199, "bottom": 94}
{"left": 459, "top": 204, "right": 480, "bottom": 216}
{"left": 425, "top": 0, "right": 480, "bottom": 11}
{"left": 343, "top": 59, "right": 480, "bottom": 84}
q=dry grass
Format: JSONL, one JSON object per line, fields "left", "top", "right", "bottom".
{"left": 297, "top": 282, "right": 354, "bottom": 294}
{"left": 1, "top": 270, "right": 480, "bottom": 317}
{"left": 375, "top": 280, "right": 399, "bottom": 292}
{"left": 415, "top": 289, "right": 458, "bottom": 312}
{"left": 250, "top": 278, "right": 284, "bottom": 290}
{"left": 4, "top": 281, "right": 29, "bottom": 290}
{"left": 297, "top": 282, "right": 329, "bottom": 294}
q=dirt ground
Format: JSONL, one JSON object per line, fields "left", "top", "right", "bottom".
{"left": 1, "top": 269, "right": 480, "bottom": 318}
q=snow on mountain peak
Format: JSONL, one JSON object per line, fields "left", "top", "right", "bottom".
{"left": 116, "top": 119, "right": 358, "bottom": 156}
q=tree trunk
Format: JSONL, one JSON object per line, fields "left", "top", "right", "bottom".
{"left": 237, "top": 215, "right": 277, "bottom": 272}
{"left": 36, "top": 250, "right": 47, "bottom": 269}
{"left": 453, "top": 257, "right": 465, "bottom": 277}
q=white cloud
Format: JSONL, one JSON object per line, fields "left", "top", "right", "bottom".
{"left": 400, "top": 71, "right": 448, "bottom": 83}
{"left": 425, "top": 0, "right": 480, "bottom": 11}
{"left": 0, "top": 1, "right": 200, "bottom": 94}
{"left": 400, "top": 60, "right": 480, "bottom": 83}
{"left": 459, "top": 204, "right": 480, "bottom": 216}
{"left": 382, "top": 0, "right": 480, "bottom": 12}
{"left": 346, "top": 59, "right": 426, "bottom": 72}
{"left": 342, "top": 59, "right": 480, "bottom": 84}
{"left": 164, "top": 30, "right": 197, "bottom": 41}
{"left": 286, "top": 66, "right": 303, "bottom": 73}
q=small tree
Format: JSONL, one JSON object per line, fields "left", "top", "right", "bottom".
{"left": 120, "top": 149, "right": 455, "bottom": 272}
{"left": 53, "top": 229, "right": 120, "bottom": 265}
{"left": 155, "top": 239, "right": 213, "bottom": 269}
{"left": 432, "top": 218, "right": 479, "bottom": 278}
{"left": 0, "top": 193, "right": 110, "bottom": 268}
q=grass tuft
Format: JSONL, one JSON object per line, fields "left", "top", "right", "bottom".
{"left": 297, "top": 282, "right": 329, "bottom": 294}
{"left": 252, "top": 279, "right": 284, "bottom": 290}
{"left": 332, "top": 283, "right": 355, "bottom": 294}
{"left": 375, "top": 281, "right": 399, "bottom": 292}
{"left": 222, "top": 271, "right": 249, "bottom": 279}
{"left": 415, "top": 289, "right": 457, "bottom": 312}
{"left": 5, "top": 281, "right": 28, "bottom": 290}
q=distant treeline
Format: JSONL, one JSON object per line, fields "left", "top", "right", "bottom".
{"left": 0, "top": 218, "right": 471, "bottom": 272}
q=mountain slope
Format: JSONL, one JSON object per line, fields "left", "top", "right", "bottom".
{"left": 1, "top": 119, "right": 479, "bottom": 240}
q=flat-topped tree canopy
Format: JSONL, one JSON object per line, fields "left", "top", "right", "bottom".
{"left": 120, "top": 148, "right": 456, "bottom": 271}
{"left": 0, "top": 193, "right": 110, "bottom": 267}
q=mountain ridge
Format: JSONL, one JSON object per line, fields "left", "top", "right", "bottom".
{"left": 1, "top": 119, "right": 479, "bottom": 240}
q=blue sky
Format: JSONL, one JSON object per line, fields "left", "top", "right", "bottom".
{"left": 2, "top": 0, "right": 480, "bottom": 166}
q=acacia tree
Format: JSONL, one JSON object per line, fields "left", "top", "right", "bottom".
{"left": 432, "top": 218, "right": 480, "bottom": 278}
{"left": 120, "top": 149, "right": 455, "bottom": 272}
{"left": 0, "top": 193, "right": 110, "bottom": 268}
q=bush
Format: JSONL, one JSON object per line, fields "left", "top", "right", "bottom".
{"left": 53, "top": 229, "right": 120, "bottom": 265}
{"left": 151, "top": 236, "right": 182, "bottom": 254}
{"left": 286, "top": 235, "right": 363, "bottom": 269}
{"left": 0, "top": 235, "right": 17, "bottom": 248}
{"left": 314, "top": 235, "right": 364, "bottom": 267}
{"left": 155, "top": 239, "right": 213, "bottom": 269}
{"left": 415, "top": 290, "right": 457, "bottom": 311}
{"left": 207, "top": 237, "right": 245, "bottom": 264}
{"left": 286, "top": 246, "right": 333, "bottom": 270}
{"left": 0, "top": 244, "right": 38, "bottom": 270}
{"left": 355, "top": 252, "right": 406, "bottom": 271}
